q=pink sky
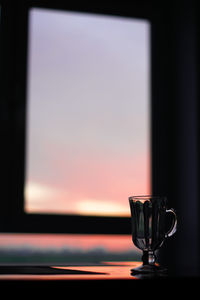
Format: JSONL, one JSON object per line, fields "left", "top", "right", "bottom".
{"left": 0, "top": 234, "right": 139, "bottom": 253}
{"left": 25, "top": 149, "right": 150, "bottom": 215}
{"left": 25, "top": 8, "right": 150, "bottom": 216}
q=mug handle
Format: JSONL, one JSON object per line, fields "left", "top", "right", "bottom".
{"left": 165, "top": 208, "right": 177, "bottom": 238}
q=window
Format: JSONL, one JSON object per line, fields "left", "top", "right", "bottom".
{"left": 25, "top": 8, "right": 150, "bottom": 217}
{"left": 0, "top": 1, "right": 152, "bottom": 234}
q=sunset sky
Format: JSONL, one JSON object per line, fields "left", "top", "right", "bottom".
{"left": 25, "top": 8, "right": 150, "bottom": 217}
{"left": 0, "top": 234, "right": 138, "bottom": 253}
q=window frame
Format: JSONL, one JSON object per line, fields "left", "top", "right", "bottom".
{"left": 0, "top": 0, "right": 154, "bottom": 234}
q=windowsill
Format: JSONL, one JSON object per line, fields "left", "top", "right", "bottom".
{"left": 0, "top": 261, "right": 198, "bottom": 281}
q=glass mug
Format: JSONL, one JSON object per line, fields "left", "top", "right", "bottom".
{"left": 129, "top": 195, "right": 177, "bottom": 274}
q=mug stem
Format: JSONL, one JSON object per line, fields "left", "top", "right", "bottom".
{"left": 142, "top": 250, "right": 156, "bottom": 265}
{"left": 131, "top": 250, "right": 167, "bottom": 275}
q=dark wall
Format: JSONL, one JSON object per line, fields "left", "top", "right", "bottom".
{"left": 152, "top": 0, "right": 199, "bottom": 276}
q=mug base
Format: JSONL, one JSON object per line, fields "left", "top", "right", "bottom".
{"left": 131, "top": 263, "right": 167, "bottom": 275}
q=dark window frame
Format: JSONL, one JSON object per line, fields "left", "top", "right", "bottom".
{"left": 0, "top": 0, "right": 157, "bottom": 234}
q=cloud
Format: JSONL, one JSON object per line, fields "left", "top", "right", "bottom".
{"left": 75, "top": 198, "right": 129, "bottom": 216}
{"left": 24, "top": 181, "right": 70, "bottom": 212}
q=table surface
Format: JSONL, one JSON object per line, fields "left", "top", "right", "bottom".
{"left": 0, "top": 260, "right": 198, "bottom": 283}
{"left": 0, "top": 261, "right": 141, "bottom": 281}
{"left": 0, "top": 261, "right": 199, "bottom": 294}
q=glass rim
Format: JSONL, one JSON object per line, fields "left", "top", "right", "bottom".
{"left": 129, "top": 195, "right": 167, "bottom": 202}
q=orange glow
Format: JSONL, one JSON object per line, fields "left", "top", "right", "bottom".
{"left": 0, "top": 234, "right": 137, "bottom": 252}
{"left": 25, "top": 150, "right": 150, "bottom": 216}
{"left": 75, "top": 199, "right": 128, "bottom": 216}
{"left": 0, "top": 262, "right": 141, "bottom": 280}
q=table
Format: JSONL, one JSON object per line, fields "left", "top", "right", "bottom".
{"left": 0, "top": 261, "right": 198, "bottom": 292}
{"left": 0, "top": 261, "right": 141, "bottom": 280}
